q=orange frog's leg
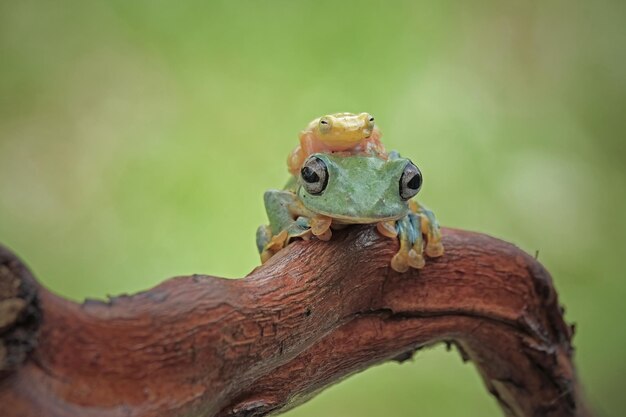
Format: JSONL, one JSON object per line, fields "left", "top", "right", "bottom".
{"left": 361, "top": 128, "right": 387, "bottom": 158}
{"left": 288, "top": 132, "right": 329, "bottom": 175}
{"left": 362, "top": 137, "right": 387, "bottom": 158}
{"left": 287, "top": 145, "right": 306, "bottom": 176}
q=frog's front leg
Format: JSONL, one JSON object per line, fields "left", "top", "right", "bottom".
{"left": 411, "top": 201, "right": 444, "bottom": 257}
{"left": 256, "top": 190, "right": 331, "bottom": 262}
{"left": 377, "top": 202, "right": 444, "bottom": 272}
{"left": 383, "top": 215, "right": 424, "bottom": 272}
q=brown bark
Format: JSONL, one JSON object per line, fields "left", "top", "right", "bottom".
{"left": 0, "top": 226, "right": 592, "bottom": 417}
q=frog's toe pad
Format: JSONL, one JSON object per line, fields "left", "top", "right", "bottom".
{"left": 408, "top": 249, "right": 425, "bottom": 269}
{"left": 425, "top": 241, "right": 444, "bottom": 258}
{"left": 266, "top": 230, "right": 289, "bottom": 252}
{"left": 311, "top": 215, "right": 332, "bottom": 237}
{"left": 260, "top": 249, "right": 274, "bottom": 264}
{"left": 316, "top": 228, "right": 332, "bottom": 241}
{"left": 391, "top": 251, "right": 410, "bottom": 273}
{"left": 376, "top": 221, "right": 398, "bottom": 238}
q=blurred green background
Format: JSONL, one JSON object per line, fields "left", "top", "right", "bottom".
{"left": 1, "top": 0, "right": 624, "bottom": 415}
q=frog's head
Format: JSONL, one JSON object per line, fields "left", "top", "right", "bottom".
{"left": 302, "top": 112, "right": 380, "bottom": 150}
{"left": 297, "top": 154, "right": 422, "bottom": 223}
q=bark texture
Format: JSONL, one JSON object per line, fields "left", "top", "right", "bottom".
{"left": 0, "top": 226, "right": 592, "bottom": 417}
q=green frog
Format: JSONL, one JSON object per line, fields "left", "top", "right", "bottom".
{"left": 256, "top": 152, "right": 444, "bottom": 272}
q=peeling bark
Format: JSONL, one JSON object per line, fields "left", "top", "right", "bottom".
{"left": 0, "top": 227, "right": 592, "bottom": 417}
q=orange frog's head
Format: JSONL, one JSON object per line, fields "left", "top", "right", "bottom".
{"left": 302, "top": 112, "right": 379, "bottom": 151}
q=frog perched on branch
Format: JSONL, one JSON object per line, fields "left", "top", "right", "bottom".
{"left": 257, "top": 113, "right": 444, "bottom": 272}
{"left": 287, "top": 112, "right": 387, "bottom": 175}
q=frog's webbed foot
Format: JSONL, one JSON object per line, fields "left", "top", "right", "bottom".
{"left": 378, "top": 201, "right": 444, "bottom": 272}
{"left": 258, "top": 214, "right": 333, "bottom": 262}
{"left": 310, "top": 215, "right": 332, "bottom": 241}
{"left": 412, "top": 201, "right": 444, "bottom": 258}
{"left": 257, "top": 216, "right": 313, "bottom": 263}
{"left": 386, "top": 215, "right": 425, "bottom": 272}
{"left": 256, "top": 225, "right": 274, "bottom": 262}
{"left": 257, "top": 190, "right": 335, "bottom": 263}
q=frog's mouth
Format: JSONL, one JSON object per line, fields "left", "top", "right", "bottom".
{"left": 319, "top": 136, "right": 369, "bottom": 149}
{"left": 312, "top": 210, "right": 406, "bottom": 225}
{"left": 318, "top": 125, "right": 373, "bottom": 148}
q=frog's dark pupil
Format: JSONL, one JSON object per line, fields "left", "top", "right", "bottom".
{"left": 407, "top": 174, "right": 422, "bottom": 189}
{"left": 301, "top": 166, "right": 320, "bottom": 183}
{"left": 369, "top": 117, "right": 374, "bottom": 122}
{"left": 320, "top": 120, "right": 328, "bottom": 124}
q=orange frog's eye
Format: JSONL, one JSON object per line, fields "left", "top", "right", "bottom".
{"left": 318, "top": 117, "right": 332, "bottom": 133}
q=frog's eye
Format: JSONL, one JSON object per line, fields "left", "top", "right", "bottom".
{"left": 399, "top": 161, "right": 422, "bottom": 200}
{"left": 318, "top": 117, "right": 332, "bottom": 133}
{"left": 300, "top": 157, "right": 329, "bottom": 195}
{"left": 367, "top": 114, "right": 375, "bottom": 126}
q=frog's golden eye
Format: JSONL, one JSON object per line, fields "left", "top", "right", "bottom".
{"left": 301, "top": 156, "right": 329, "bottom": 195}
{"left": 318, "top": 117, "right": 332, "bottom": 134}
{"left": 362, "top": 113, "right": 375, "bottom": 132}
{"left": 399, "top": 161, "right": 422, "bottom": 200}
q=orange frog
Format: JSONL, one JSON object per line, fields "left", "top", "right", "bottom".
{"left": 287, "top": 112, "right": 387, "bottom": 175}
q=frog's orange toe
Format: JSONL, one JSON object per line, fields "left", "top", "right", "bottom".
{"left": 376, "top": 221, "right": 397, "bottom": 239}
{"left": 260, "top": 250, "right": 274, "bottom": 263}
{"left": 266, "top": 230, "right": 289, "bottom": 252}
{"left": 311, "top": 215, "right": 332, "bottom": 237}
{"left": 391, "top": 251, "right": 410, "bottom": 273}
{"left": 425, "top": 241, "right": 444, "bottom": 258}
{"left": 408, "top": 249, "right": 426, "bottom": 269}
{"left": 316, "top": 228, "right": 332, "bottom": 242}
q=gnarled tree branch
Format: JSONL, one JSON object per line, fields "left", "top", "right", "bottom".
{"left": 0, "top": 226, "right": 592, "bottom": 417}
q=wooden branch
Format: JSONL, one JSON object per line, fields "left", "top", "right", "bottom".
{"left": 0, "top": 226, "right": 592, "bottom": 417}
